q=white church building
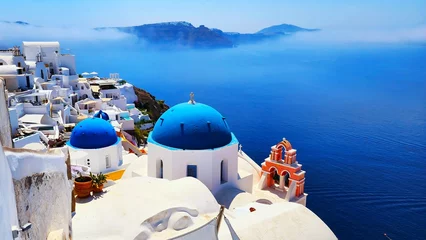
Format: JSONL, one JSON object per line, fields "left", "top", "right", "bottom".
{"left": 147, "top": 96, "right": 243, "bottom": 194}
{"left": 66, "top": 117, "right": 123, "bottom": 173}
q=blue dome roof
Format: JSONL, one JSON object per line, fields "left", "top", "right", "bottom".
{"left": 68, "top": 118, "right": 119, "bottom": 149}
{"left": 149, "top": 102, "right": 233, "bottom": 150}
{"left": 93, "top": 110, "right": 109, "bottom": 121}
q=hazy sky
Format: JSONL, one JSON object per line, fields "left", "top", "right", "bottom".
{"left": 1, "top": 0, "right": 425, "bottom": 32}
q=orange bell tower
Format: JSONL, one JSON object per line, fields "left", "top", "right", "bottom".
{"left": 260, "top": 138, "right": 307, "bottom": 204}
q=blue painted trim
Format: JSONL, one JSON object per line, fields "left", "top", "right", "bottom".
{"left": 148, "top": 132, "right": 239, "bottom": 151}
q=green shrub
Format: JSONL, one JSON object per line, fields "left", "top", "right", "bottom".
{"left": 90, "top": 172, "right": 107, "bottom": 188}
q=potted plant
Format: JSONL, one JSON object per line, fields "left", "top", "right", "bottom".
{"left": 74, "top": 172, "right": 92, "bottom": 198}
{"left": 90, "top": 172, "right": 107, "bottom": 193}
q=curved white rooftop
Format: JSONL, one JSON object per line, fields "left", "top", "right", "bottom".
{"left": 72, "top": 177, "right": 220, "bottom": 239}
{"left": 22, "top": 41, "right": 60, "bottom": 47}
{"left": 0, "top": 65, "right": 18, "bottom": 75}
{"left": 223, "top": 202, "right": 337, "bottom": 240}
{"left": 73, "top": 161, "right": 337, "bottom": 239}
{"left": 0, "top": 56, "right": 14, "bottom": 65}
{"left": 25, "top": 61, "right": 36, "bottom": 70}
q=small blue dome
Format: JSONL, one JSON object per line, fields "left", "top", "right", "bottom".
{"left": 149, "top": 102, "right": 233, "bottom": 150}
{"left": 68, "top": 118, "right": 119, "bottom": 149}
{"left": 93, "top": 110, "right": 109, "bottom": 121}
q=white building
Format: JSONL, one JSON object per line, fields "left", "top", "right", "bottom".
{"left": 75, "top": 98, "right": 102, "bottom": 115}
{"left": 0, "top": 47, "right": 34, "bottom": 91}
{"left": 22, "top": 42, "right": 77, "bottom": 76}
{"left": 0, "top": 66, "right": 34, "bottom": 91}
{"left": 21, "top": 42, "right": 79, "bottom": 90}
{"left": 68, "top": 79, "right": 93, "bottom": 101}
{"left": 74, "top": 98, "right": 135, "bottom": 130}
{"left": 97, "top": 80, "right": 127, "bottom": 110}
{"left": 1, "top": 42, "right": 145, "bottom": 157}
{"left": 67, "top": 117, "right": 123, "bottom": 173}
{"left": 147, "top": 98, "right": 245, "bottom": 194}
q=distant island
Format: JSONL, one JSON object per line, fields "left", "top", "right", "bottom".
{"left": 1, "top": 20, "right": 319, "bottom": 49}
{"left": 96, "top": 21, "right": 320, "bottom": 49}
{"left": 1, "top": 20, "right": 31, "bottom": 26}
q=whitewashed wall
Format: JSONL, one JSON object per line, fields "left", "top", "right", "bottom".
{"left": 0, "top": 144, "right": 19, "bottom": 240}
{"left": 68, "top": 141, "right": 123, "bottom": 173}
{"left": 12, "top": 56, "right": 27, "bottom": 70}
{"left": 119, "top": 119, "right": 134, "bottom": 131}
{"left": 2, "top": 76, "right": 19, "bottom": 91}
{"left": 59, "top": 55, "right": 77, "bottom": 75}
{"left": 147, "top": 143, "right": 239, "bottom": 194}
{"left": 13, "top": 132, "right": 41, "bottom": 148}
{"left": 74, "top": 82, "right": 93, "bottom": 99}
{"left": 12, "top": 103, "right": 24, "bottom": 119}
{"left": 22, "top": 102, "right": 50, "bottom": 115}
{"left": 117, "top": 83, "right": 138, "bottom": 104}
{"left": 63, "top": 107, "right": 70, "bottom": 124}
{"left": 0, "top": 80, "right": 13, "bottom": 148}
{"left": 5, "top": 148, "right": 71, "bottom": 240}
{"left": 110, "top": 98, "right": 127, "bottom": 110}
{"left": 22, "top": 43, "right": 60, "bottom": 62}
{"left": 35, "top": 63, "right": 49, "bottom": 81}
{"left": 9, "top": 108, "right": 19, "bottom": 136}
{"left": 17, "top": 75, "right": 33, "bottom": 90}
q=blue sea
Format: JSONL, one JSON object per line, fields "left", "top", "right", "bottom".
{"left": 72, "top": 40, "right": 426, "bottom": 239}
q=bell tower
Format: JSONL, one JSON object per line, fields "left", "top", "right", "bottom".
{"left": 259, "top": 138, "right": 307, "bottom": 205}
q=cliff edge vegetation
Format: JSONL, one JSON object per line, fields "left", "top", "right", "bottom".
{"left": 133, "top": 86, "right": 169, "bottom": 122}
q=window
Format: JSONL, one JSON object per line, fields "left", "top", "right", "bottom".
{"left": 26, "top": 76, "right": 30, "bottom": 89}
{"left": 155, "top": 159, "right": 164, "bottom": 178}
{"left": 105, "top": 155, "right": 111, "bottom": 168}
{"left": 187, "top": 165, "right": 197, "bottom": 178}
{"left": 37, "top": 126, "right": 54, "bottom": 131}
{"left": 221, "top": 160, "right": 227, "bottom": 184}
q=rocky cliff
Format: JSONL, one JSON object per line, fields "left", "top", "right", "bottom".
{"left": 106, "top": 21, "right": 233, "bottom": 49}
{"left": 133, "top": 86, "right": 169, "bottom": 121}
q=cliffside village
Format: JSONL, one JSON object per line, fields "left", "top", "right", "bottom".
{"left": 0, "top": 42, "right": 153, "bottom": 152}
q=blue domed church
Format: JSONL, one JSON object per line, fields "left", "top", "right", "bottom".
{"left": 67, "top": 117, "right": 123, "bottom": 173}
{"left": 147, "top": 95, "right": 241, "bottom": 194}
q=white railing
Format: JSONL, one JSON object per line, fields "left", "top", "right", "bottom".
{"left": 238, "top": 150, "right": 262, "bottom": 177}
{"left": 38, "top": 131, "right": 50, "bottom": 145}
